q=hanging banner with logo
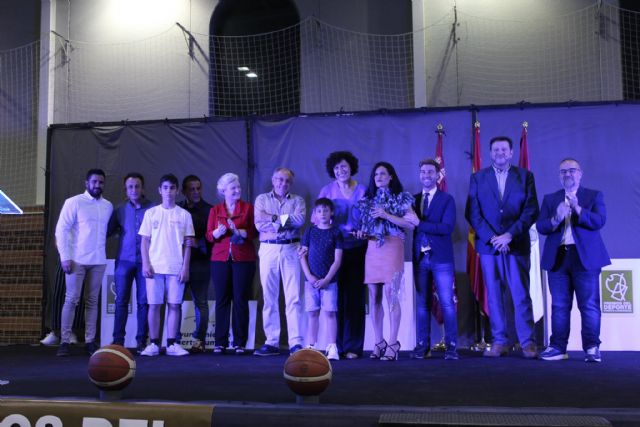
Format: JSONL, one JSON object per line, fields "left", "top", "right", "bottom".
{"left": 545, "top": 258, "right": 640, "bottom": 350}
{"left": 601, "top": 270, "right": 633, "bottom": 313}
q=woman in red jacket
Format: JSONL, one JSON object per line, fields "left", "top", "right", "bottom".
{"left": 206, "top": 173, "right": 257, "bottom": 354}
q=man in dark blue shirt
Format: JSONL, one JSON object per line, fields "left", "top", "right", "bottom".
{"left": 108, "top": 172, "right": 154, "bottom": 353}
{"left": 178, "top": 175, "right": 213, "bottom": 353}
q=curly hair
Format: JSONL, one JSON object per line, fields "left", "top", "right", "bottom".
{"left": 325, "top": 151, "right": 359, "bottom": 179}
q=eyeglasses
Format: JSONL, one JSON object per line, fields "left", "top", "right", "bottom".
{"left": 559, "top": 168, "right": 580, "bottom": 175}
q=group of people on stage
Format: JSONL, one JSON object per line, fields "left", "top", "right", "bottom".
{"left": 51, "top": 135, "right": 610, "bottom": 363}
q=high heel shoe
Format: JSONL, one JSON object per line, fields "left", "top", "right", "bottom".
{"left": 370, "top": 339, "right": 388, "bottom": 359}
{"left": 380, "top": 341, "right": 400, "bottom": 361}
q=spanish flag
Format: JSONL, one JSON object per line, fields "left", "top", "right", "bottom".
{"left": 466, "top": 121, "right": 488, "bottom": 316}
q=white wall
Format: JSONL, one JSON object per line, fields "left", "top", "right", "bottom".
{"left": 414, "top": 0, "right": 623, "bottom": 106}
{"left": 50, "top": 0, "right": 216, "bottom": 122}
{"left": 46, "top": 0, "right": 625, "bottom": 121}
{"left": 48, "top": 0, "right": 414, "bottom": 122}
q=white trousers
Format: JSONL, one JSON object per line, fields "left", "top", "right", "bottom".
{"left": 258, "top": 243, "right": 303, "bottom": 348}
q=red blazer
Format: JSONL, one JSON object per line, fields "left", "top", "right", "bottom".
{"left": 206, "top": 200, "right": 257, "bottom": 262}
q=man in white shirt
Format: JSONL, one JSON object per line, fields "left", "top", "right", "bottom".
{"left": 55, "top": 169, "right": 113, "bottom": 356}
{"left": 253, "top": 167, "right": 306, "bottom": 356}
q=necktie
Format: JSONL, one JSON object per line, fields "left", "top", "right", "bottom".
{"left": 422, "top": 192, "right": 431, "bottom": 217}
{"left": 421, "top": 192, "right": 432, "bottom": 253}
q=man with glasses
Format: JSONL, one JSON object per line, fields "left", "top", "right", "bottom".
{"left": 537, "top": 158, "right": 610, "bottom": 363}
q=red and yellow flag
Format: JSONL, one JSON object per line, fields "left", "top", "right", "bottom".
{"left": 466, "top": 121, "right": 488, "bottom": 316}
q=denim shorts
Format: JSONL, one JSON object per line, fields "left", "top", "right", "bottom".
{"left": 304, "top": 281, "right": 338, "bottom": 312}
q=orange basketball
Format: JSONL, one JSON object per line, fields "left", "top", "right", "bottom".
{"left": 283, "top": 349, "right": 332, "bottom": 396}
{"left": 88, "top": 344, "right": 136, "bottom": 391}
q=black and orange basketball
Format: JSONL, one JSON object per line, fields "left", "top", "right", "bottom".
{"left": 283, "top": 349, "right": 332, "bottom": 396}
{"left": 88, "top": 344, "right": 136, "bottom": 391}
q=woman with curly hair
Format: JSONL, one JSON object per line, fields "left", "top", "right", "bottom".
{"left": 317, "top": 151, "right": 367, "bottom": 359}
{"left": 356, "top": 161, "right": 418, "bottom": 361}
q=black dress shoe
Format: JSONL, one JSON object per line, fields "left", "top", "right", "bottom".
{"left": 410, "top": 342, "right": 431, "bottom": 359}
{"left": 85, "top": 341, "right": 99, "bottom": 356}
{"left": 56, "top": 342, "right": 70, "bottom": 357}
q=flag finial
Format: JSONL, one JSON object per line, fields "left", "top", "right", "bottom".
{"left": 474, "top": 121, "right": 480, "bottom": 128}
{"left": 522, "top": 121, "right": 528, "bottom": 129}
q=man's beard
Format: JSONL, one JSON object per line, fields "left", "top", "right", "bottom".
{"left": 88, "top": 187, "right": 102, "bottom": 198}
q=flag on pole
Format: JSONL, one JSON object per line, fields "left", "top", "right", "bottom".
{"left": 466, "top": 121, "right": 489, "bottom": 316}
{"left": 519, "top": 122, "right": 544, "bottom": 322}
{"left": 518, "top": 123, "right": 530, "bottom": 169}
{"left": 435, "top": 123, "right": 448, "bottom": 192}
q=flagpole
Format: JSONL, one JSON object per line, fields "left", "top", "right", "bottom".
{"left": 468, "top": 119, "right": 490, "bottom": 352}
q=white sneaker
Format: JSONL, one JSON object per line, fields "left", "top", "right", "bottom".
{"left": 166, "top": 343, "right": 189, "bottom": 357}
{"left": 40, "top": 332, "right": 59, "bottom": 346}
{"left": 69, "top": 332, "right": 79, "bottom": 344}
{"left": 140, "top": 343, "right": 160, "bottom": 356}
{"left": 326, "top": 343, "right": 339, "bottom": 361}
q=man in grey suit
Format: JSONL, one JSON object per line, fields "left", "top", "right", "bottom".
{"left": 467, "top": 136, "right": 539, "bottom": 359}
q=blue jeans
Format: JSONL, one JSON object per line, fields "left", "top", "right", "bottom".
{"left": 414, "top": 255, "right": 457, "bottom": 348}
{"left": 187, "top": 260, "right": 211, "bottom": 341}
{"left": 113, "top": 260, "right": 148, "bottom": 344}
{"left": 548, "top": 245, "right": 601, "bottom": 352}
{"left": 480, "top": 253, "right": 535, "bottom": 347}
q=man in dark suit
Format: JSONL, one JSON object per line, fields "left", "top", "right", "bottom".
{"left": 411, "top": 159, "right": 458, "bottom": 360}
{"left": 537, "top": 158, "right": 610, "bottom": 363}
{"left": 467, "top": 136, "right": 539, "bottom": 359}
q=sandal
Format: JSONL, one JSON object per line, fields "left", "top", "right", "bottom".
{"left": 380, "top": 341, "right": 401, "bottom": 361}
{"left": 370, "top": 340, "right": 388, "bottom": 359}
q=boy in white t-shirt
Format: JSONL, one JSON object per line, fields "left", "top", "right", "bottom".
{"left": 139, "top": 174, "right": 195, "bottom": 356}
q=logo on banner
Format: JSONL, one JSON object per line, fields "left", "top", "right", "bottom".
{"left": 602, "top": 270, "right": 633, "bottom": 313}
{"left": 106, "top": 274, "right": 132, "bottom": 315}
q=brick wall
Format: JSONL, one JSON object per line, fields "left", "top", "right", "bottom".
{"left": 0, "top": 206, "right": 44, "bottom": 344}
